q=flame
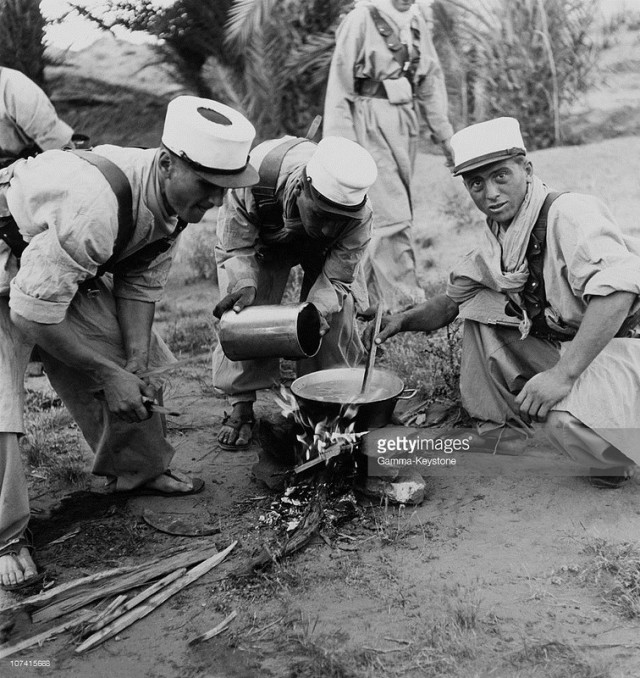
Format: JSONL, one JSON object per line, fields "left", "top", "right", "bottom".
{"left": 275, "top": 386, "right": 365, "bottom": 464}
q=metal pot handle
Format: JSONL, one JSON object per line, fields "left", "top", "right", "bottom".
{"left": 397, "top": 388, "right": 418, "bottom": 400}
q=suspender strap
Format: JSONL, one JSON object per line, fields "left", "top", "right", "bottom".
{"left": 523, "top": 191, "right": 567, "bottom": 341}
{"left": 252, "top": 137, "right": 309, "bottom": 234}
{"left": 111, "top": 218, "right": 188, "bottom": 274}
{"left": 69, "top": 150, "right": 135, "bottom": 276}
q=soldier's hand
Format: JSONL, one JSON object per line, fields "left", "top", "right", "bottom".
{"left": 515, "top": 366, "right": 575, "bottom": 422}
{"left": 101, "top": 370, "right": 156, "bottom": 423}
{"left": 441, "top": 138, "right": 455, "bottom": 169}
{"left": 319, "top": 316, "right": 330, "bottom": 336}
{"left": 362, "top": 313, "right": 403, "bottom": 350}
{"left": 213, "top": 286, "right": 257, "bottom": 319}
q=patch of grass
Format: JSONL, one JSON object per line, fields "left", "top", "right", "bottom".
{"left": 377, "top": 321, "right": 462, "bottom": 404}
{"left": 22, "top": 390, "right": 89, "bottom": 487}
{"left": 438, "top": 184, "right": 484, "bottom": 234}
{"left": 507, "top": 640, "right": 609, "bottom": 678}
{"left": 283, "top": 612, "right": 382, "bottom": 678}
{"left": 581, "top": 537, "right": 640, "bottom": 618}
{"left": 182, "top": 221, "right": 219, "bottom": 284}
{"left": 160, "top": 314, "right": 217, "bottom": 356}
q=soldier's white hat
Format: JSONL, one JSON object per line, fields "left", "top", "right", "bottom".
{"left": 451, "top": 117, "right": 526, "bottom": 176}
{"left": 304, "top": 136, "right": 377, "bottom": 214}
{"left": 162, "top": 96, "right": 258, "bottom": 188}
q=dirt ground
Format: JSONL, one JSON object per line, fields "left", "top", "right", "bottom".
{"left": 4, "top": 12, "right": 640, "bottom": 678}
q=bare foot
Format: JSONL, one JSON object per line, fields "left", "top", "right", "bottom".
{"left": 218, "top": 402, "right": 254, "bottom": 449}
{"left": 141, "top": 469, "right": 194, "bottom": 494}
{"left": 0, "top": 547, "right": 37, "bottom": 589}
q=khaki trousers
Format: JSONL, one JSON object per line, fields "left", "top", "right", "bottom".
{"left": 0, "top": 278, "right": 175, "bottom": 547}
{"left": 461, "top": 320, "right": 635, "bottom": 471}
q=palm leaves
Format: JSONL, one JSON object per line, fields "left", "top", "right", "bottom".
{"left": 0, "top": 0, "right": 47, "bottom": 88}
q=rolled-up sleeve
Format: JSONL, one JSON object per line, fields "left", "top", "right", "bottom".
{"left": 7, "top": 155, "right": 119, "bottom": 323}
{"left": 549, "top": 194, "right": 640, "bottom": 302}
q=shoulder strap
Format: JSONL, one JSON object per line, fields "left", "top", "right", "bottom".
{"left": 367, "top": 6, "right": 410, "bottom": 74}
{"left": 524, "top": 191, "right": 567, "bottom": 339}
{"left": 251, "top": 137, "right": 308, "bottom": 234}
{"left": 70, "top": 150, "right": 135, "bottom": 276}
{"left": 0, "top": 150, "right": 136, "bottom": 269}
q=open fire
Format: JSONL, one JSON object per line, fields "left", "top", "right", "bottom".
{"left": 273, "top": 386, "right": 367, "bottom": 471}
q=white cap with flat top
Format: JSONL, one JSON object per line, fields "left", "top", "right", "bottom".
{"left": 305, "top": 136, "right": 378, "bottom": 214}
{"left": 162, "top": 95, "right": 258, "bottom": 188}
{"left": 451, "top": 117, "right": 526, "bottom": 176}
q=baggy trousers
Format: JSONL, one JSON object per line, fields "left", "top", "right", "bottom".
{"left": 0, "top": 277, "right": 175, "bottom": 547}
{"left": 460, "top": 320, "right": 635, "bottom": 471}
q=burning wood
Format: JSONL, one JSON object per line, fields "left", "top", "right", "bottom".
{"left": 274, "top": 386, "right": 366, "bottom": 471}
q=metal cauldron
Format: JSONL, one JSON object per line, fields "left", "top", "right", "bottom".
{"left": 291, "top": 367, "right": 416, "bottom": 431}
{"left": 218, "top": 302, "right": 322, "bottom": 361}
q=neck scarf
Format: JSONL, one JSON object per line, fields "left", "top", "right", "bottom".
{"left": 369, "top": 0, "right": 416, "bottom": 46}
{"left": 447, "top": 175, "right": 549, "bottom": 338}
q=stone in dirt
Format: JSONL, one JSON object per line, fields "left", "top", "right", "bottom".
{"left": 357, "top": 470, "right": 426, "bottom": 505}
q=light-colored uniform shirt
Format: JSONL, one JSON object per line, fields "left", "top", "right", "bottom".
{"left": 0, "top": 67, "right": 73, "bottom": 157}
{"left": 216, "top": 137, "right": 372, "bottom": 317}
{"left": 0, "top": 145, "right": 180, "bottom": 324}
{"left": 450, "top": 192, "right": 640, "bottom": 332}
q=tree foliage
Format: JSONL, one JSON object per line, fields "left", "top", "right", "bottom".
{"left": 0, "top": 0, "right": 47, "bottom": 89}
{"left": 72, "top": 0, "right": 599, "bottom": 147}
{"left": 432, "top": 0, "right": 599, "bottom": 148}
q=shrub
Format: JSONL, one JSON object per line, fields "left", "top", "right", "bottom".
{"left": 433, "top": 0, "right": 600, "bottom": 149}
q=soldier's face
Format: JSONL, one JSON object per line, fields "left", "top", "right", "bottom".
{"left": 161, "top": 153, "right": 225, "bottom": 223}
{"left": 462, "top": 158, "right": 532, "bottom": 227}
{"left": 392, "top": 0, "right": 414, "bottom": 11}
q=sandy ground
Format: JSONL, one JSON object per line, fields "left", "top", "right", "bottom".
{"left": 4, "top": 18, "right": 640, "bottom": 678}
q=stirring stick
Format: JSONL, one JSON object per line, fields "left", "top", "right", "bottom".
{"left": 361, "top": 305, "right": 384, "bottom": 394}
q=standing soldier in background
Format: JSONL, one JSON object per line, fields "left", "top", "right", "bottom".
{"left": 323, "top": 0, "right": 454, "bottom": 314}
{"left": 0, "top": 66, "right": 75, "bottom": 167}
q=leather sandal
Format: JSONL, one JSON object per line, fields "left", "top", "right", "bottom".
{"left": 218, "top": 411, "right": 255, "bottom": 451}
{"left": 0, "top": 530, "right": 46, "bottom": 592}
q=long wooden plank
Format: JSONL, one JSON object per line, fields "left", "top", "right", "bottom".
{"left": 76, "top": 541, "right": 237, "bottom": 654}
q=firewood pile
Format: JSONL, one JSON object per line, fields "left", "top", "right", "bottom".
{"left": 0, "top": 542, "right": 236, "bottom": 658}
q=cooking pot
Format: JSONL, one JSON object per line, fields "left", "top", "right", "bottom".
{"left": 290, "top": 367, "right": 416, "bottom": 431}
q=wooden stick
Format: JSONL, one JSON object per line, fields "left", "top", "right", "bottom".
{"left": 361, "top": 305, "right": 384, "bottom": 394}
{"left": 75, "top": 541, "right": 237, "bottom": 654}
{"left": 0, "top": 609, "right": 94, "bottom": 659}
{"left": 188, "top": 610, "right": 237, "bottom": 646}
{"left": 83, "top": 568, "right": 186, "bottom": 635}
{"left": 29, "top": 544, "right": 220, "bottom": 624}
{"left": 1, "top": 543, "right": 219, "bottom": 617}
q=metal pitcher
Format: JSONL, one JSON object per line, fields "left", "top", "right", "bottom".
{"left": 218, "top": 302, "right": 322, "bottom": 361}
